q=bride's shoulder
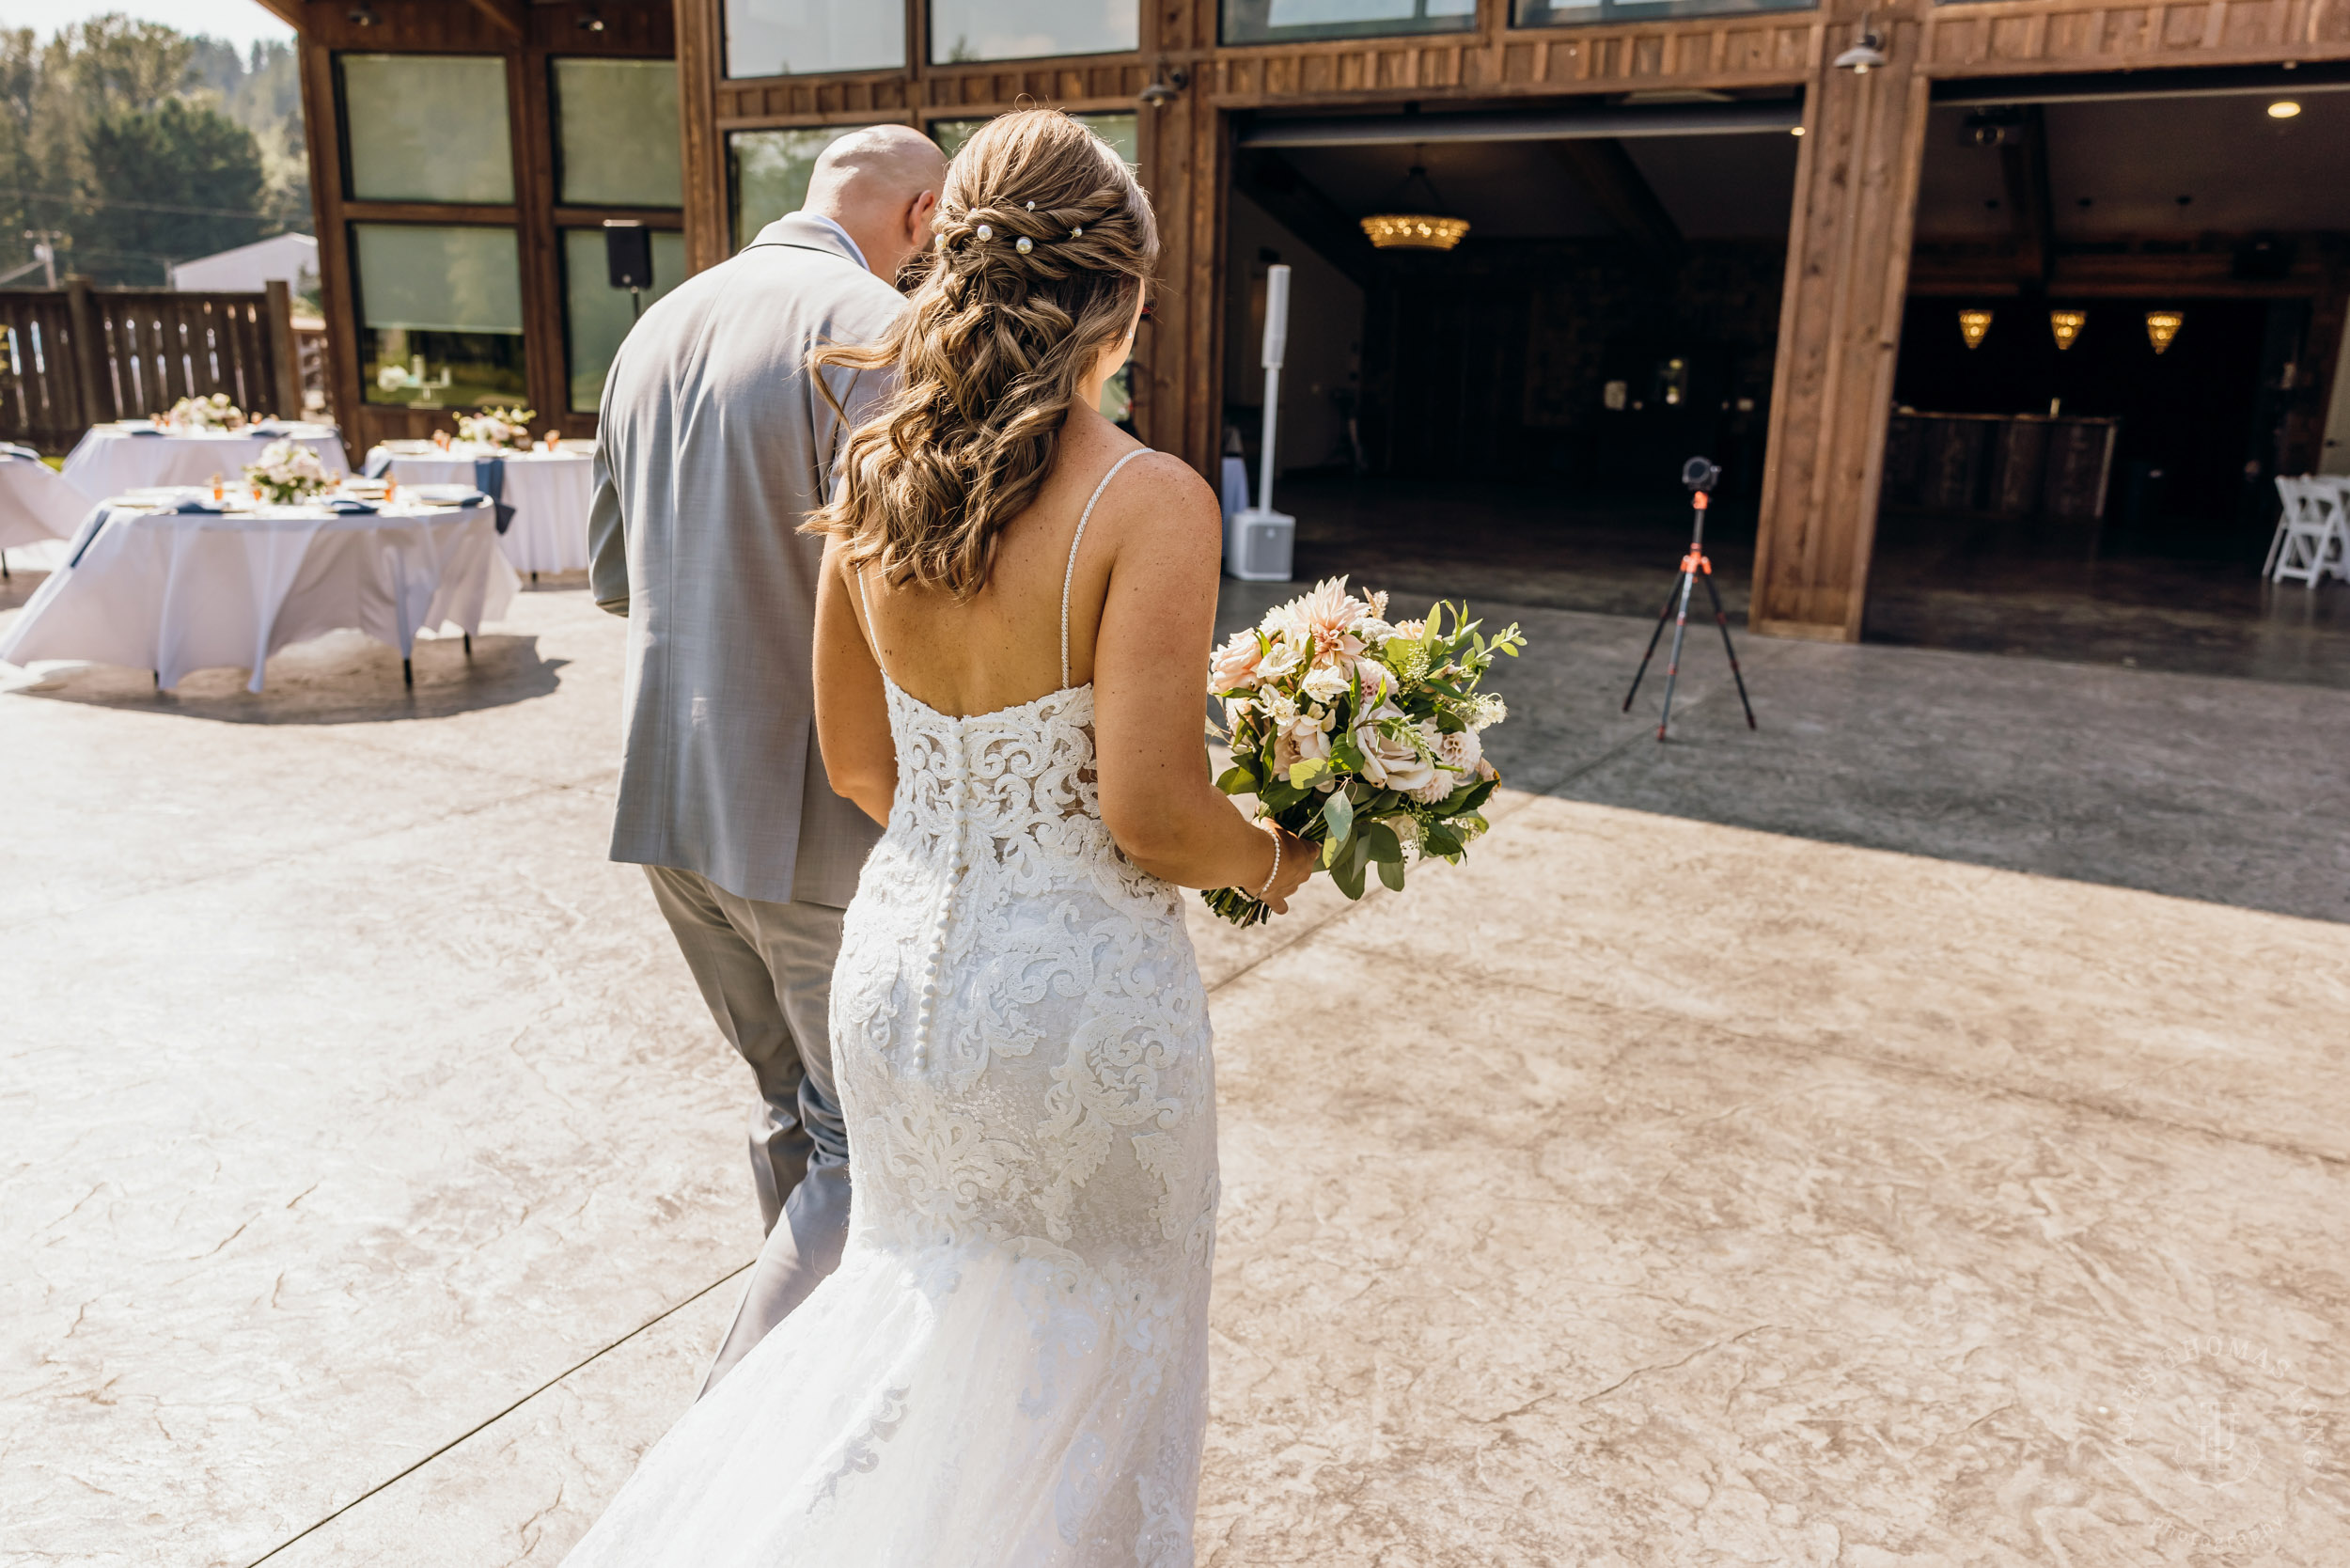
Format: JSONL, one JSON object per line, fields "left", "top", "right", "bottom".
{"left": 1091, "top": 446, "right": 1220, "bottom": 551}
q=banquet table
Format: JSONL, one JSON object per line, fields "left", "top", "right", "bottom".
{"left": 0, "top": 451, "right": 86, "bottom": 553}
{"left": 0, "top": 492, "right": 515, "bottom": 692}
{"left": 367, "top": 442, "right": 594, "bottom": 575}
{"left": 59, "top": 423, "right": 352, "bottom": 501}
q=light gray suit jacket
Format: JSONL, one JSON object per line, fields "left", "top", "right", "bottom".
{"left": 589, "top": 215, "right": 899, "bottom": 907}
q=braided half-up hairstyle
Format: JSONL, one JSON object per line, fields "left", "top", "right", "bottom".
{"left": 805, "top": 109, "right": 1158, "bottom": 597}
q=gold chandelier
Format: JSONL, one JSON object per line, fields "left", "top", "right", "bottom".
{"left": 1956, "top": 308, "right": 1993, "bottom": 350}
{"left": 2144, "top": 310, "right": 2185, "bottom": 354}
{"left": 1360, "top": 157, "right": 1469, "bottom": 252}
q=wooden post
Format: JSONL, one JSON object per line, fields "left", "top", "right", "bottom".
{"left": 264, "top": 279, "right": 302, "bottom": 420}
{"left": 63, "top": 274, "right": 111, "bottom": 427}
{"left": 675, "top": 0, "right": 728, "bottom": 274}
{"left": 1748, "top": 11, "right": 1930, "bottom": 643}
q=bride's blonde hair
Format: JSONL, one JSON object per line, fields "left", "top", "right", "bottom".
{"left": 804, "top": 109, "right": 1157, "bottom": 599}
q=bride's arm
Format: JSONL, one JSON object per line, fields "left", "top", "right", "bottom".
{"left": 1092, "top": 456, "right": 1313, "bottom": 912}
{"left": 812, "top": 537, "right": 897, "bottom": 827}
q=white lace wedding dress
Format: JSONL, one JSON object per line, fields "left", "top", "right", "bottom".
{"left": 565, "top": 449, "right": 1217, "bottom": 1568}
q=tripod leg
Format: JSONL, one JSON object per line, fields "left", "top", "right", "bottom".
{"left": 1700, "top": 571, "right": 1758, "bottom": 729}
{"left": 1622, "top": 580, "right": 1681, "bottom": 713}
{"left": 1656, "top": 572, "right": 1696, "bottom": 741}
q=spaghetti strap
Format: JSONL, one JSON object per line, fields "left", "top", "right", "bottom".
{"left": 1060, "top": 447, "right": 1152, "bottom": 689}
{"left": 854, "top": 565, "right": 891, "bottom": 687}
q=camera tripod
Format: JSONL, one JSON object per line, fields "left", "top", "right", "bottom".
{"left": 1622, "top": 458, "right": 1757, "bottom": 741}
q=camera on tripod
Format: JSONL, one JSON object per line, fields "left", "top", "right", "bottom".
{"left": 1681, "top": 456, "right": 1721, "bottom": 494}
{"left": 1622, "top": 453, "right": 1756, "bottom": 740}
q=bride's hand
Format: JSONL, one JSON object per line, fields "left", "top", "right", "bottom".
{"left": 1260, "top": 826, "right": 1315, "bottom": 915}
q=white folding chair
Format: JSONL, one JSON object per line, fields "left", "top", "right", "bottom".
{"left": 2268, "top": 476, "right": 2348, "bottom": 588}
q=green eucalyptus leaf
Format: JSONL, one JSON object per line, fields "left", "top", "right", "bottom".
{"left": 1321, "top": 791, "right": 1354, "bottom": 842}
{"left": 1422, "top": 821, "right": 1463, "bottom": 857}
{"left": 1331, "top": 848, "right": 1367, "bottom": 901}
{"left": 1377, "top": 855, "right": 1407, "bottom": 892}
{"left": 1287, "top": 757, "right": 1329, "bottom": 790}
{"left": 1364, "top": 822, "right": 1403, "bottom": 865}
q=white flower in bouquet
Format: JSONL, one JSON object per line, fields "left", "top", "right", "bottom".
{"left": 1203, "top": 575, "right": 1524, "bottom": 926}
{"left": 243, "top": 439, "right": 332, "bottom": 504}
{"left": 456, "top": 405, "right": 538, "bottom": 450}
{"left": 166, "top": 392, "right": 244, "bottom": 431}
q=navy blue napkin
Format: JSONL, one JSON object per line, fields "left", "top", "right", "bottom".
{"left": 121, "top": 425, "right": 165, "bottom": 437}
{"left": 63, "top": 498, "right": 220, "bottom": 567}
{"left": 473, "top": 456, "right": 515, "bottom": 535}
{"left": 321, "top": 496, "right": 379, "bottom": 514}
{"left": 0, "top": 442, "right": 42, "bottom": 462}
{"left": 362, "top": 447, "right": 394, "bottom": 478}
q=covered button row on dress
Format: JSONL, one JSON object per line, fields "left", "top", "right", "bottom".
{"left": 911, "top": 759, "right": 974, "bottom": 1074}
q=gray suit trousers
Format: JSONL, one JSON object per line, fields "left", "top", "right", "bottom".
{"left": 643, "top": 864, "right": 853, "bottom": 1395}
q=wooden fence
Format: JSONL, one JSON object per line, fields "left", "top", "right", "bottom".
{"left": 0, "top": 278, "right": 303, "bottom": 453}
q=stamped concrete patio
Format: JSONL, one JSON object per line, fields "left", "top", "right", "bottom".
{"left": 4, "top": 566, "right": 2346, "bottom": 1566}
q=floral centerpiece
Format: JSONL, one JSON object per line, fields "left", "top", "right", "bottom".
{"left": 1204, "top": 577, "right": 1522, "bottom": 925}
{"left": 164, "top": 392, "right": 244, "bottom": 431}
{"left": 456, "top": 406, "right": 537, "bottom": 449}
{"left": 243, "top": 439, "right": 333, "bottom": 505}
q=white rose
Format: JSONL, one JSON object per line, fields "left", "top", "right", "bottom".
{"left": 1353, "top": 701, "right": 1435, "bottom": 796}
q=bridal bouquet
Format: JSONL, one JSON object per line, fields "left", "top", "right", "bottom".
{"left": 243, "top": 439, "right": 332, "bottom": 504}
{"left": 1204, "top": 577, "right": 1522, "bottom": 926}
{"left": 165, "top": 392, "right": 243, "bottom": 431}
{"left": 456, "top": 405, "right": 537, "bottom": 449}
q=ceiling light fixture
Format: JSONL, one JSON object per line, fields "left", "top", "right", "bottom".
{"left": 2268, "top": 100, "right": 2301, "bottom": 118}
{"left": 2049, "top": 309, "right": 2087, "bottom": 352}
{"left": 1957, "top": 309, "right": 1993, "bottom": 351}
{"left": 1360, "top": 153, "right": 1469, "bottom": 252}
{"left": 2144, "top": 310, "right": 2184, "bottom": 354}
{"left": 1790, "top": 125, "right": 1806, "bottom": 137}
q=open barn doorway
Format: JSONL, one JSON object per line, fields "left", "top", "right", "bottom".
{"left": 1221, "top": 97, "right": 1802, "bottom": 618}
{"left": 1871, "top": 67, "right": 2350, "bottom": 682}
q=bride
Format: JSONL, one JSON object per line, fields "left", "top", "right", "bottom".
{"left": 563, "top": 110, "right": 1312, "bottom": 1566}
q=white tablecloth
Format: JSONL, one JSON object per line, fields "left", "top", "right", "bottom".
{"left": 59, "top": 425, "right": 352, "bottom": 501}
{"left": 0, "top": 497, "right": 515, "bottom": 692}
{"left": 368, "top": 445, "right": 594, "bottom": 574}
{"left": 0, "top": 454, "right": 86, "bottom": 549}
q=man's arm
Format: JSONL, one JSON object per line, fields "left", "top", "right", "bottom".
{"left": 588, "top": 382, "right": 629, "bottom": 618}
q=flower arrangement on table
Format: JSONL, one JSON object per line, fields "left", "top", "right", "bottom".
{"left": 243, "top": 439, "right": 333, "bottom": 505}
{"left": 1203, "top": 576, "right": 1523, "bottom": 926}
{"left": 455, "top": 406, "right": 537, "bottom": 450}
{"left": 164, "top": 392, "right": 244, "bottom": 431}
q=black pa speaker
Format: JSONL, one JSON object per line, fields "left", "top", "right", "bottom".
{"left": 603, "top": 221, "right": 653, "bottom": 291}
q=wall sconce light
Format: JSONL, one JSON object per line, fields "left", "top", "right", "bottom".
{"left": 2049, "top": 309, "right": 2087, "bottom": 351}
{"left": 1138, "top": 64, "right": 1189, "bottom": 109}
{"left": 2144, "top": 310, "right": 2184, "bottom": 354}
{"left": 1957, "top": 309, "right": 1993, "bottom": 350}
{"left": 347, "top": 1, "right": 378, "bottom": 23}
{"left": 1833, "top": 17, "right": 1889, "bottom": 74}
{"left": 578, "top": 6, "right": 607, "bottom": 30}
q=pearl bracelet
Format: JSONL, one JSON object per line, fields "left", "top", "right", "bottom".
{"left": 1255, "top": 823, "right": 1282, "bottom": 901}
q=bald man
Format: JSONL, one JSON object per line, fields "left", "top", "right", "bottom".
{"left": 588, "top": 124, "right": 947, "bottom": 1394}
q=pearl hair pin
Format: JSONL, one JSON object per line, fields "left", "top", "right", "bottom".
{"left": 1072, "top": 226, "right": 1083, "bottom": 238}
{"left": 1016, "top": 236, "right": 1033, "bottom": 254}
{"left": 976, "top": 224, "right": 993, "bottom": 241}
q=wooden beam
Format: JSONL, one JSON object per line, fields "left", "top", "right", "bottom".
{"left": 1230, "top": 149, "right": 1377, "bottom": 291}
{"left": 1998, "top": 104, "right": 2053, "bottom": 291}
{"left": 462, "top": 0, "right": 527, "bottom": 40}
{"left": 676, "top": 0, "right": 729, "bottom": 272}
{"left": 246, "top": 0, "right": 308, "bottom": 30}
{"left": 1749, "top": 17, "right": 1931, "bottom": 644}
{"left": 1546, "top": 138, "right": 1684, "bottom": 262}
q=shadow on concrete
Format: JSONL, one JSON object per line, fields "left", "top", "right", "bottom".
{"left": 7, "top": 626, "right": 567, "bottom": 725}
{"left": 1216, "top": 580, "right": 2350, "bottom": 927}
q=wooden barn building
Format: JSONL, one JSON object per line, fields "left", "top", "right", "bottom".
{"left": 258, "top": 0, "right": 2350, "bottom": 645}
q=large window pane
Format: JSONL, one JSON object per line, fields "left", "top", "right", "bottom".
{"left": 562, "top": 228, "right": 689, "bottom": 412}
{"left": 930, "top": 0, "right": 1137, "bottom": 63}
{"left": 352, "top": 224, "right": 526, "bottom": 409}
{"left": 342, "top": 55, "right": 513, "bottom": 204}
{"left": 554, "top": 58, "right": 682, "bottom": 208}
{"left": 1221, "top": 0, "right": 1473, "bottom": 44}
{"left": 1515, "top": 0, "right": 1812, "bottom": 23}
{"left": 723, "top": 0, "right": 903, "bottom": 77}
{"left": 729, "top": 125, "right": 870, "bottom": 247}
{"left": 932, "top": 112, "right": 1137, "bottom": 166}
